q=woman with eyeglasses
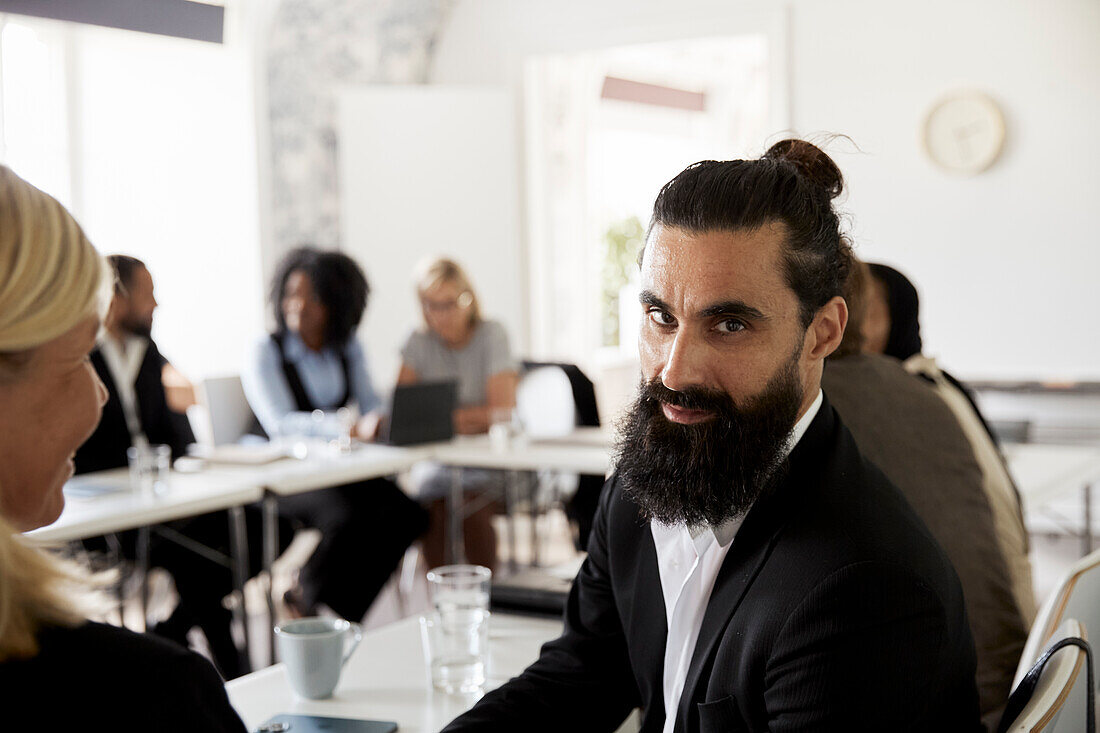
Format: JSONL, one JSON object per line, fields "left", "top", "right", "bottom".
{"left": 398, "top": 257, "right": 518, "bottom": 570}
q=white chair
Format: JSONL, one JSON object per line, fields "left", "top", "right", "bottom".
{"left": 1013, "top": 550, "right": 1100, "bottom": 732}
{"left": 1001, "top": 619, "right": 1090, "bottom": 732}
{"left": 516, "top": 365, "right": 577, "bottom": 439}
{"left": 511, "top": 365, "right": 582, "bottom": 566}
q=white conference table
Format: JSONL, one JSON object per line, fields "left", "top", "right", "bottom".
{"left": 227, "top": 612, "right": 563, "bottom": 732}
{"left": 1002, "top": 442, "right": 1100, "bottom": 553}
{"left": 432, "top": 429, "right": 613, "bottom": 476}
{"left": 25, "top": 466, "right": 265, "bottom": 657}
{"left": 1002, "top": 443, "right": 1100, "bottom": 513}
{"left": 26, "top": 468, "right": 263, "bottom": 545}
{"left": 430, "top": 429, "right": 612, "bottom": 568}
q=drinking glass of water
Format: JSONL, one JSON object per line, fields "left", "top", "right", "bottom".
{"left": 423, "top": 564, "right": 492, "bottom": 693}
{"left": 126, "top": 443, "right": 171, "bottom": 497}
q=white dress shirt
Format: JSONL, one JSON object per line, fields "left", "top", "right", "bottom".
{"left": 99, "top": 334, "right": 150, "bottom": 446}
{"left": 652, "top": 389, "right": 823, "bottom": 733}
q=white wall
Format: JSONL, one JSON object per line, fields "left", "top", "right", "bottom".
{"left": 71, "top": 23, "right": 266, "bottom": 381}
{"left": 337, "top": 86, "right": 523, "bottom": 390}
{"left": 429, "top": 0, "right": 1100, "bottom": 381}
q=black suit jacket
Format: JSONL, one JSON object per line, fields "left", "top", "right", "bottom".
{"left": 444, "top": 397, "right": 981, "bottom": 732}
{"left": 74, "top": 339, "right": 194, "bottom": 474}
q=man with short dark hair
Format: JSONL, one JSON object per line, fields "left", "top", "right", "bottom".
{"left": 444, "top": 142, "right": 980, "bottom": 731}
{"left": 74, "top": 256, "right": 253, "bottom": 679}
{"left": 75, "top": 255, "right": 194, "bottom": 471}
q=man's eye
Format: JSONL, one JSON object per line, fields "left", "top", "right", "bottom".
{"left": 648, "top": 309, "right": 675, "bottom": 327}
{"left": 716, "top": 319, "right": 745, "bottom": 334}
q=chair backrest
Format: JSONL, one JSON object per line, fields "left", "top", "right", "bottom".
{"left": 516, "top": 365, "right": 577, "bottom": 439}
{"left": 1014, "top": 551, "right": 1100, "bottom": 732}
{"left": 1001, "top": 619, "right": 1087, "bottom": 732}
{"left": 1017, "top": 549, "right": 1100, "bottom": 685}
{"left": 197, "top": 375, "right": 257, "bottom": 447}
{"left": 521, "top": 360, "right": 600, "bottom": 427}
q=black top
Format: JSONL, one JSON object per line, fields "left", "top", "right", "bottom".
{"left": 0, "top": 621, "right": 246, "bottom": 732}
{"left": 444, "top": 397, "right": 981, "bottom": 732}
{"left": 74, "top": 339, "right": 195, "bottom": 474}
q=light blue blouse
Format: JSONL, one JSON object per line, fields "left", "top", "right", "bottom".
{"left": 242, "top": 332, "right": 382, "bottom": 440}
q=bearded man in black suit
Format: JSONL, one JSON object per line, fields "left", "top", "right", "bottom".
{"left": 443, "top": 140, "right": 981, "bottom": 732}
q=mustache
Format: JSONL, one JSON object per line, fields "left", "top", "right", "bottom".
{"left": 642, "top": 378, "right": 735, "bottom": 415}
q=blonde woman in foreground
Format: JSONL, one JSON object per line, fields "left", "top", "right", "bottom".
{"left": 0, "top": 166, "right": 246, "bottom": 731}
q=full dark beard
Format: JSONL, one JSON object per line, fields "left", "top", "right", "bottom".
{"left": 614, "top": 355, "right": 804, "bottom": 527}
{"left": 120, "top": 313, "right": 152, "bottom": 339}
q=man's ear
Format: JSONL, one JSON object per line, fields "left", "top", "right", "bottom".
{"left": 805, "top": 296, "right": 848, "bottom": 361}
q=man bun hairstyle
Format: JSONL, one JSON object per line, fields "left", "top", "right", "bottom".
{"left": 649, "top": 138, "right": 854, "bottom": 327}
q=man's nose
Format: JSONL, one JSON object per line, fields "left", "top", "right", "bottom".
{"left": 660, "top": 330, "right": 707, "bottom": 392}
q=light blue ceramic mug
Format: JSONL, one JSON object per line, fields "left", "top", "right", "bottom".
{"left": 275, "top": 617, "right": 363, "bottom": 699}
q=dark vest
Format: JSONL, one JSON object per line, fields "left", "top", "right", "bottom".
{"left": 270, "top": 332, "right": 352, "bottom": 412}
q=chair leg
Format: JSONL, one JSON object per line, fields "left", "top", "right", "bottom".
{"left": 528, "top": 471, "right": 541, "bottom": 568}
{"left": 505, "top": 472, "right": 518, "bottom": 572}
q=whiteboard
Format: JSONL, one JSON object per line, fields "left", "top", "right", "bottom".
{"left": 336, "top": 86, "right": 523, "bottom": 393}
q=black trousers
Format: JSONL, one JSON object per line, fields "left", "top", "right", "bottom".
{"left": 278, "top": 477, "right": 428, "bottom": 621}
{"left": 154, "top": 507, "right": 278, "bottom": 678}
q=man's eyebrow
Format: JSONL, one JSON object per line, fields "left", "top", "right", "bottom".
{"left": 698, "top": 300, "right": 767, "bottom": 321}
{"left": 639, "top": 290, "right": 667, "bottom": 309}
{"left": 640, "top": 290, "right": 767, "bottom": 321}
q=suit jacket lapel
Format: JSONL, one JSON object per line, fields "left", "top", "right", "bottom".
{"left": 674, "top": 401, "right": 838, "bottom": 732}
{"left": 620, "top": 503, "right": 669, "bottom": 723}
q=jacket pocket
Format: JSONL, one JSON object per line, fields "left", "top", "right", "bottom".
{"left": 698, "top": 695, "right": 748, "bottom": 733}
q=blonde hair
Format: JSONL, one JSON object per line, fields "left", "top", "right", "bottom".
{"left": 414, "top": 256, "right": 482, "bottom": 326}
{"left": 0, "top": 518, "right": 92, "bottom": 660}
{"left": 0, "top": 165, "right": 106, "bottom": 660}
{"left": 0, "top": 166, "right": 106, "bottom": 373}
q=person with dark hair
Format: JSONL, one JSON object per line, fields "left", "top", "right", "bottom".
{"left": 243, "top": 246, "right": 427, "bottom": 621}
{"left": 862, "top": 262, "right": 1003, "bottom": 445}
{"left": 72, "top": 256, "right": 273, "bottom": 679}
{"left": 443, "top": 141, "right": 980, "bottom": 732}
{"left": 75, "top": 255, "right": 194, "bottom": 472}
{"left": 825, "top": 259, "right": 1033, "bottom": 730}
{"left": 862, "top": 262, "right": 923, "bottom": 359}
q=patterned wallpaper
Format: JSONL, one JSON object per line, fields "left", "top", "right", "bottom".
{"left": 265, "top": 0, "right": 455, "bottom": 263}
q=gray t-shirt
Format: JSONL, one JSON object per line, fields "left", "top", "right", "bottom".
{"left": 400, "top": 320, "right": 516, "bottom": 406}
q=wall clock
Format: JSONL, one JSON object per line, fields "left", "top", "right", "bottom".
{"left": 923, "top": 92, "right": 1006, "bottom": 175}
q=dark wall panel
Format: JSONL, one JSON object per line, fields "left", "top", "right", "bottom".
{"left": 0, "top": 0, "right": 223, "bottom": 43}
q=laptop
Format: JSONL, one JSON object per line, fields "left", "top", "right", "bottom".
{"left": 384, "top": 380, "right": 457, "bottom": 446}
{"left": 192, "top": 375, "right": 290, "bottom": 465}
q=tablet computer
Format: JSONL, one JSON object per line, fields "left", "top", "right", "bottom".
{"left": 257, "top": 714, "right": 398, "bottom": 733}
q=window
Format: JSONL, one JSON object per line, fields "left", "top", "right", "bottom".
{"left": 0, "top": 14, "right": 263, "bottom": 381}
{"left": 525, "top": 35, "right": 776, "bottom": 369}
